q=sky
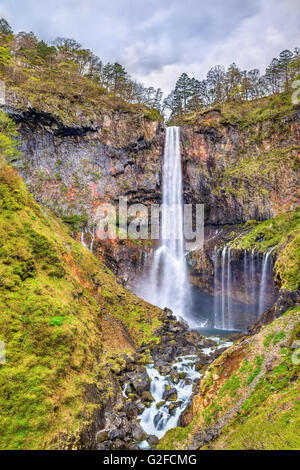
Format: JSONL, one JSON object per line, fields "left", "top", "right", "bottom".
{"left": 0, "top": 0, "right": 299, "bottom": 95}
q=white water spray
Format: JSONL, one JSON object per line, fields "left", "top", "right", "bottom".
{"left": 138, "top": 127, "right": 190, "bottom": 321}
{"left": 213, "top": 245, "right": 276, "bottom": 330}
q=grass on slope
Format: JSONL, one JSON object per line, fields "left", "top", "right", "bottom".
{"left": 174, "top": 92, "right": 297, "bottom": 129}
{"left": 0, "top": 159, "right": 161, "bottom": 449}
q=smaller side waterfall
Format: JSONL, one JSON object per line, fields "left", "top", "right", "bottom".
{"left": 258, "top": 247, "right": 275, "bottom": 316}
{"left": 213, "top": 247, "right": 221, "bottom": 328}
{"left": 227, "top": 248, "right": 232, "bottom": 328}
{"left": 80, "top": 226, "right": 96, "bottom": 252}
{"left": 213, "top": 246, "right": 276, "bottom": 330}
{"left": 243, "top": 250, "right": 249, "bottom": 316}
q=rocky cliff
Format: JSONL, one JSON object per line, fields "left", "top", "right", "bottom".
{"left": 4, "top": 106, "right": 164, "bottom": 220}
{"left": 3, "top": 93, "right": 299, "bottom": 284}
{"left": 180, "top": 97, "right": 300, "bottom": 224}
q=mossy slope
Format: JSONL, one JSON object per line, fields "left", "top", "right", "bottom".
{"left": 0, "top": 160, "right": 161, "bottom": 450}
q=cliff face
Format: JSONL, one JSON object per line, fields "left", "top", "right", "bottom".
{"left": 3, "top": 95, "right": 299, "bottom": 284}
{"left": 5, "top": 106, "right": 164, "bottom": 221}
{"left": 181, "top": 104, "right": 300, "bottom": 224}
{"left": 6, "top": 95, "right": 299, "bottom": 236}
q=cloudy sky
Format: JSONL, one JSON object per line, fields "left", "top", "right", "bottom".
{"left": 0, "top": 0, "right": 299, "bottom": 94}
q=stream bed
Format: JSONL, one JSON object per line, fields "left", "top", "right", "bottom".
{"left": 137, "top": 336, "right": 232, "bottom": 447}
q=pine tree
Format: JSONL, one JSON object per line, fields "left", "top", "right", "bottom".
{"left": 0, "top": 18, "right": 13, "bottom": 36}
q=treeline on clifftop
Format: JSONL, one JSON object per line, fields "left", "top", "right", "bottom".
{"left": 1, "top": 18, "right": 299, "bottom": 124}
{"left": 164, "top": 48, "right": 300, "bottom": 119}
{"left": 0, "top": 18, "right": 163, "bottom": 123}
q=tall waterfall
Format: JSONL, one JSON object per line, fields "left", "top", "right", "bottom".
{"left": 138, "top": 126, "right": 190, "bottom": 321}
{"left": 213, "top": 246, "right": 276, "bottom": 330}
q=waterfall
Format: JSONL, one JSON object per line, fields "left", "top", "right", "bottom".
{"left": 80, "top": 230, "right": 87, "bottom": 248}
{"left": 258, "top": 247, "right": 274, "bottom": 316}
{"left": 80, "top": 226, "right": 96, "bottom": 252}
{"left": 244, "top": 250, "right": 249, "bottom": 316}
{"left": 213, "top": 247, "right": 221, "bottom": 328}
{"left": 221, "top": 246, "right": 227, "bottom": 329}
{"left": 227, "top": 247, "right": 232, "bottom": 329}
{"left": 89, "top": 226, "right": 95, "bottom": 252}
{"left": 250, "top": 248, "right": 256, "bottom": 315}
{"left": 213, "top": 245, "right": 276, "bottom": 330}
{"left": 138, "top": 356, "right": 201, "bottom": 439}
{"left": 140, "top": 126, "right": 190, "bottom": 321}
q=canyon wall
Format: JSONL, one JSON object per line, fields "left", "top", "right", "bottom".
{"left": 181, "top": 107, "right": 300, "bottom": 224}
{"left": 2, "top": 98, "right": 299, "bottom": 286}
{"left": 5, "top": 106, "right": 164, "bottom": 219}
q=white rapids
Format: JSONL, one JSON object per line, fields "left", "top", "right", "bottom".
{"left": 138, "top": 355, "right": 200, "bottom": 439}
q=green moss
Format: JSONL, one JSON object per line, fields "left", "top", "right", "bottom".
{"left": 273, "top": 331, "right": 286, "bottom": 345}
{"left": 0, "top": 158, "right": 162, "bottom": 449}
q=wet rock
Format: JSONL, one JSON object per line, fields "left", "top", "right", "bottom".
{"left": 195, "top": 360, "right": 204, "bottom": 371}
{"left": 123, "top": 401, "right": 138, "bottom": 419}
{"left": 97, "top": 441, "right": 110, "bottom": 450}
{"left": 178, "top": 402, "right": 193, "bottom": 427}
{"left": 108, "top": 428, "right": 126, "bottom": 440}
{"left": 169, "top": 401, "right": 182, "bottom": 415}
{"left": 112, "top": 439, "right": 127, "bottom": 450}
{"left": 147, "top": 435, "right": 159, "bottom": 446}
{"left": 131, "top": 423, "right": 146, "bottom": 442}
{"left": 170, "top": 373, "right": 180, "bottom": 384}
{"left": 157, "top": 363, "right": 172, "bottom": 375}
{"left": 128, "top": 443, "right": 140, "bottom": 450}
{"left": 132, "top": 367, "right": 151, "bottom": 395}
{"left": 156, "top": 401, "right": 165, "bottom": 409}
{"left": 96, "top": 430, "right": 109, "bottom": 443}
{"left": 162, "top": 387, "right": 177, "bottom": 401}
{"left": 141, "top": 391, "right": 154, "bottom": 403}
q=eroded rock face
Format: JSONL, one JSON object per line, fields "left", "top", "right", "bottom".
{"left": 180, "top": 108, "right": 300, "bottom": 224}
{"left": 7, "top": 107, "right": 164, "bottom": 219}
{"left": 11, "top": 105, "right": 299, "bottom": 230}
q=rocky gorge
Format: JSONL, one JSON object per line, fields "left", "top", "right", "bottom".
{"left": 0, "top": 62, "right": 299, "bottom": 450}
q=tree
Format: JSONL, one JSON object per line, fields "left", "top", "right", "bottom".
{"left": 174, "top": 73, "right": 194, "bottom": 112}
{"left": 278, "top": 49, "right": 294, "bottom": 91}
{"left": 36, "top": 40, "right": 57, "bottom": 64}
{"left": 0, "top": 18, "right": 13, "bottom": 36}
{"left": 225, "top": 63, "right": 243, "bottom": 101}
{"left": 288, "top": 48, "right": 300, "bottom": 82}
{"left": 265, "top": 58, "right": 281, "bottom": 94}
{"left": 206, "top": 65, "right": 226, "bottom": 105}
